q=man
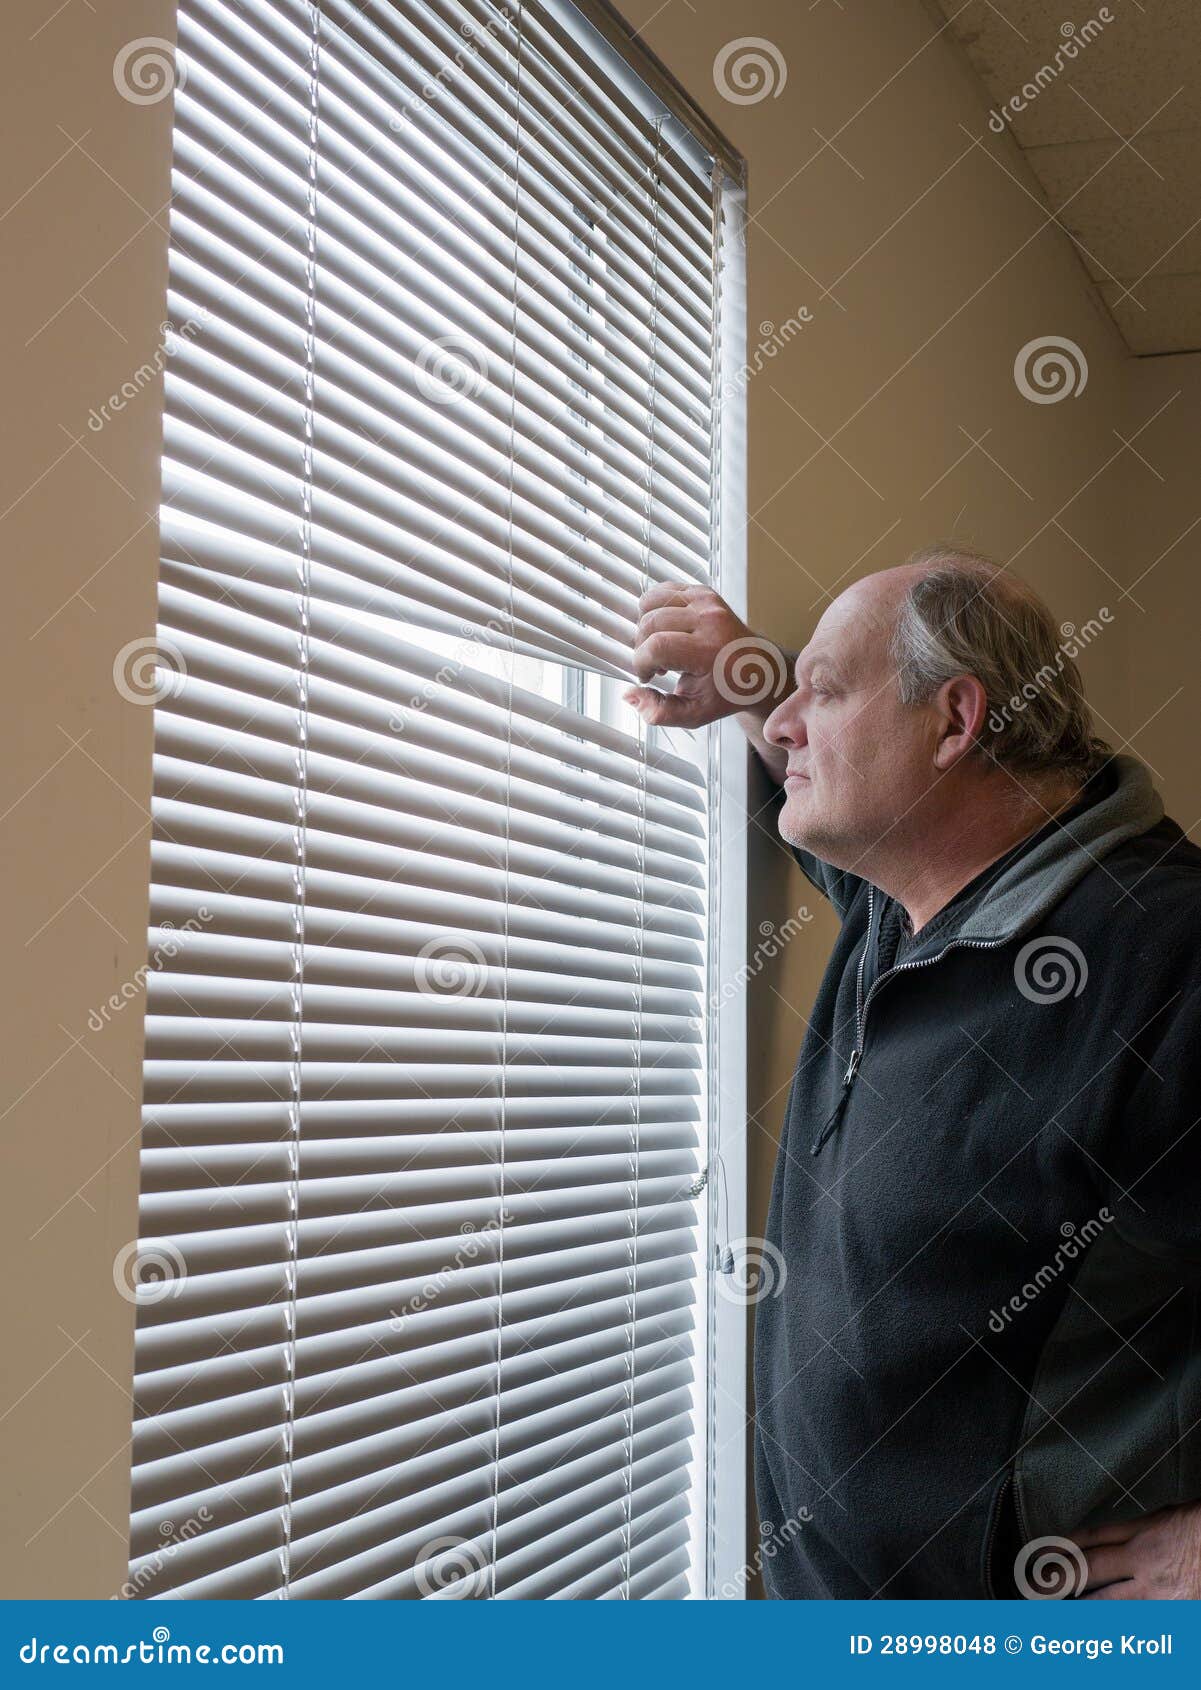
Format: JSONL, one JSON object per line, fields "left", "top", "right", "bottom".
{"left": 625, "top": 545, "right": 1201, "bottom": 1600}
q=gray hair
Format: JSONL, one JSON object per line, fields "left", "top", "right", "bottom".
{"left": 890, "top": 545, "right": 1108, "bottom": 780}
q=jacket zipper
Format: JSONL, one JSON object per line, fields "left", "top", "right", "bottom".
{"left": 984, "top": 1471, "right": 1013, "bottom": 1599}
{"left": 810, "top": 884, "right": 1008, "bottom": 1157}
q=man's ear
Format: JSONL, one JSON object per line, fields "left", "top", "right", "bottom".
{"left": 932, "top": 674, "right": 989, "bottom": 771}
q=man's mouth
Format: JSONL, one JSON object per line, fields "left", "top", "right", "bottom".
{"left": 784, "top": 769, "right": 810, "bottom": 786}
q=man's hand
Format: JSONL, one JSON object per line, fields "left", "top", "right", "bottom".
{"left": 1072, "top": 1502, "right": 1201, "bottom": 1598}
{"left": 624, "top": 582, "right": 792, "bottom": 732}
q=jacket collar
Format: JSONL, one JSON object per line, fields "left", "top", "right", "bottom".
{"left": 893, "top": 755, "right": 1164, "bottom": 956}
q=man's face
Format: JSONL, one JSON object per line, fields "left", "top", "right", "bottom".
{"left": 763, "top": 573, "right": 938, "bottom": 871}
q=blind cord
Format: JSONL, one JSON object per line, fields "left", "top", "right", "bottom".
{"left": 279, "top": 0, "right": 322, "bottom": 1602}
{"left": 702, "top": 153, "right": 727, "bottom": 1601}
{"left": 621, "top": 113, "right": 664, "bottom": 1599}
{"left": 486, "top": 0, "right": 525, "bottom": 1601}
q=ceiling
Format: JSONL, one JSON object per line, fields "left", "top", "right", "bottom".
{"left": 932, "top": 0, "right": 1201, "bottom": 354}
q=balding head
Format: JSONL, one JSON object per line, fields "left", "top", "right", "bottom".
{"left": 889, "top": 544, "right": 1104, "bottom": 781}
{"left": 762, "top": 543, "right": 1105, "bottom": 883}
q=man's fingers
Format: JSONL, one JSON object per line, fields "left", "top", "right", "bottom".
{"left": 1079, "top": 1545, "right": 1132, "bottom": 1591}
{"left": 631, "top": 631, "right": 704, "bottom": 683}
{"left": 633, "top": 606, "right": 697, "bottom": 647}
{"left": 636, "top": 582, "right": 689, "bottom": 615}
{"left": 622, "top": 686, "right": 699, "bottom": 729}
{"left": 1080, "top": 1579, "right": 1137, "bottom": 1600}
{"left": 636, "top": 581, "right": 714, "bottom": 615}
{"left": 1071, "top": 1519, "right": 1147, "bottom": 1550}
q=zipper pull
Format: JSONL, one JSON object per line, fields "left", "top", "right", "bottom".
{"left": 811, "top": 1048, "right": 860, "bottom": 1156}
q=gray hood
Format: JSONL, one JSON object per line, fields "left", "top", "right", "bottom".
{"left": 953, "top": 754, "right": 1164, "bottom": 946}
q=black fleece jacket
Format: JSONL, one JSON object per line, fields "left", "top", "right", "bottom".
{"left": 753, "top": 756, "right": 1201, "bottom": 1599}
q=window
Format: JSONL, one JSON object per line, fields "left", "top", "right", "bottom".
{"left": 132, "top": 0, "right": 746, "bottom": 1598}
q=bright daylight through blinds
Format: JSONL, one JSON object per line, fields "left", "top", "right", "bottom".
{"left": 132, "top": 0, "right": 736, "bottom": 1599}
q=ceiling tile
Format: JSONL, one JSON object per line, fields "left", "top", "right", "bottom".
{"left": 1097, "top": 272, "right": 1201, "bottom": 353}
{"left": 1025, "top": 131, "right": 1201, "bottom": 283}
{"left": 931, "top": 0, "right": 1201, "bottom": 352}
{"left": 934, "top": 0, "right": 1201, "bottom": 147}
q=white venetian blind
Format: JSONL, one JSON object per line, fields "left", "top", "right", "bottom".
{"left": 131, "top": 0, "right": 735, "bottom": 1600}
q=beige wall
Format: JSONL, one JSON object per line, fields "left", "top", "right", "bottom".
{"left": 0, "top": 0, "right": 174, "bottom": 1597}
{"left": 1, "top": 0, "right": 1197, "bottom": 1599}
{"left": 1118, "top": 353, "right": 1201, "bottom": 826}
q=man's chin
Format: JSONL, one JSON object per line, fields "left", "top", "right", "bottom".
{"left": 778, "top": 788, "right": 839, "bottom": 858}
{"left": 777, "top": 788, "right": 817, "bottom": 848}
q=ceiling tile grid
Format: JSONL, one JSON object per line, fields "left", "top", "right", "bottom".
{"left": 934, "top": 0, "right": 1201, "bottom": 353}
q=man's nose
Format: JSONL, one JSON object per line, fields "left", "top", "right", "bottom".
{"left": 764, "top": 698, "right": 805, "bottom": 750}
